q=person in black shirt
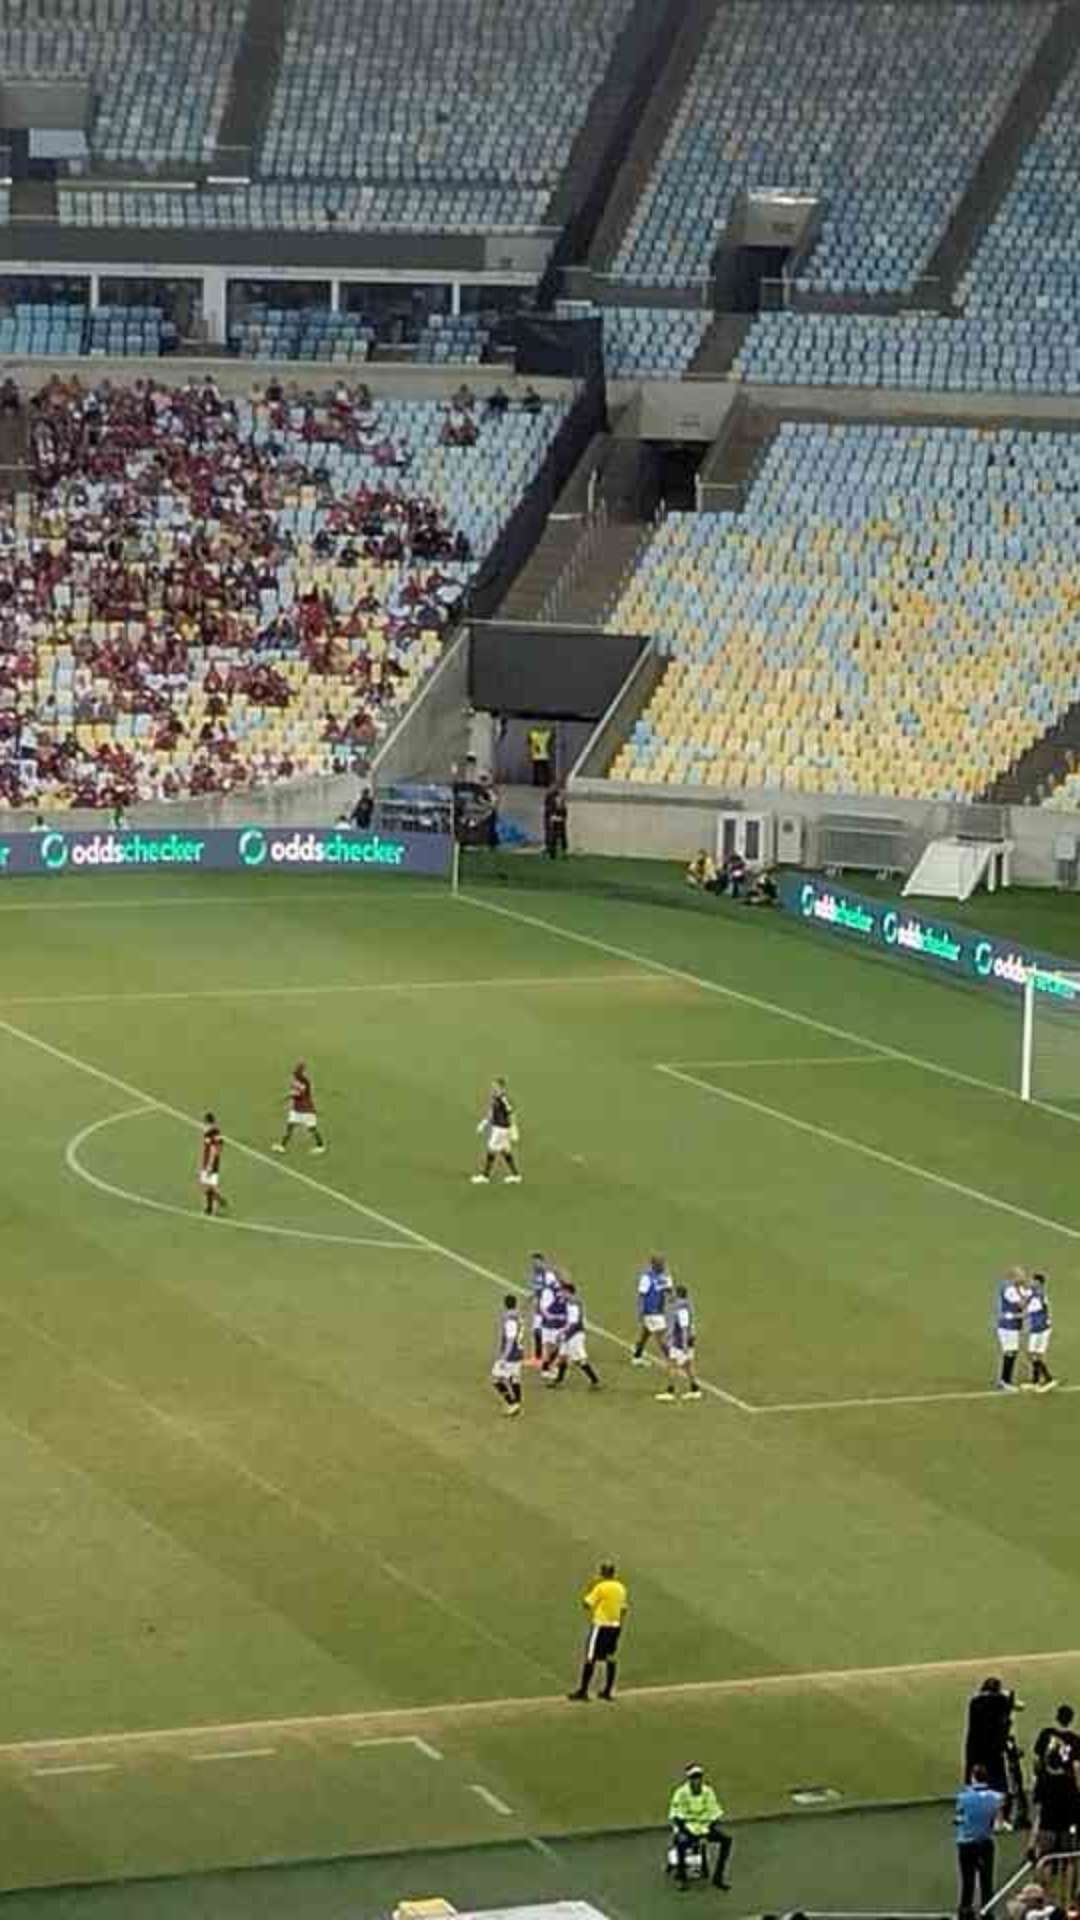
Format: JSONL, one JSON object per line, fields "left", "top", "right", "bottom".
{"left": 965, "top": 1680, "right": 1015, "bottom": 1802}
{"left": 1032, "top": 1704, "right": 1080, "bottom": 1860}
{"left": 544, "top": 785, "right": 568, "bottom": 859}
{"left": 471, "top": 1078, "right": 522, "bottom": 1185}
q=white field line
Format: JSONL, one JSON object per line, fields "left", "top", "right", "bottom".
{"left": 66, "top": 1107, "right": 423, "bottom": 1252}
{"left": 664, "top": 1054, "right": 894, "bottom": 1070}
{"left": 0, "top": 889, "right": 438, "bottom": 916}
{"left": 190, "top": 1747, "right": 276, "bottom": 1764}
{"left": 351, "top": 1736, "right": 444, "bottom": 1762}
{"left": 0, "top": 1010, "right": 753, "bottom": 1414}
{"left": 760, "top": 1383, "right": 1080, "bottom": 1413}
{"left": 470, "top": 1783, "right": 514, "bottom": 1816}
{"left": 458, "top": 893, "right": 1080, "bottom": 1130}
{"left": 31, "top": 1762, "right": 116, "bottom": 1778}
{"left": 0, "top": 972, "right": 662, "bottom": 1011}
{"left": 2, "top": 1647, "right": 1079, "bottom": 1766}
{"left": 656, "top": 1062, "right": 1080, "bottom": 1249}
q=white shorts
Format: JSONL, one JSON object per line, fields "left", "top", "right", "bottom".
{"left": 997, "top": 1330, "right": 1020, "bottom": 1354}
{"left": 561, "top": 1332, "right": 588, "bottom": 1366}
{"left": 670, "top": 1346, "right": 695, "bottom": 1369}
{"left": 491, "top": 1359, "right": 522, "bottom": 1384}
{"left": 199, "top": 1171, "right": 219, "bottom": 1190}
{"left": 487, "top": 1125, "right": 513, "bottom": 1153}
{"left": 1028, "top": 1331, "right": 1051, "bottom": 1356}
{"left": 289, "top": 1109, "right": 319, "bottom": 1130}
{"left": 640, "top": 1312, "right": 666, "bottom": 1334}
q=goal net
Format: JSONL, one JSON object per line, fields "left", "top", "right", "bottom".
{"left": 1020, "top": 967, "right": 1080, "bottom": 1106}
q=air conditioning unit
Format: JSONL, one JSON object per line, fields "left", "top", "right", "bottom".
{"left": 776, "top": 814, "right": 805, "bottom": 864}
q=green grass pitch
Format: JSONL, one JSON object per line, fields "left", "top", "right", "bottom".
{"left": 0, "top": 858, "right": 1077, "bottom": 1902}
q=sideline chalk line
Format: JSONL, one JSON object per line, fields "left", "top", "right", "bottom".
{"left": 66, "top": 1106, "right": 425, "bottom": 1253}
{"left": 1, "top": 1646, "right": 1078, "bottom": 1765}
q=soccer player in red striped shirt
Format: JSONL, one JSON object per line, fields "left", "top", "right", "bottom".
{"left": 272, "top": 1061, "right": 326, "bottom": 1155}
{"left": 199, "top": 1113, "right": 228, "bottom": 1216}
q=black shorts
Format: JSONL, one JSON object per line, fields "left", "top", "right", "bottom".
{"left": 587, "top": 1624, "right": 621, "bottom": 1660}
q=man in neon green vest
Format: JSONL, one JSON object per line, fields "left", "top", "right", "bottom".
{"left": 668, "top": 1763, "right": 733, "bottom": 1890}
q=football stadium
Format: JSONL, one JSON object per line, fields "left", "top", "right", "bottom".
{"left": 1, "top": 5, "right": 1080, "bottom": 1919}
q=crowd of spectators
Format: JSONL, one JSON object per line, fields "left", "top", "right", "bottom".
{"left": 0, "top": 373, "right": 502, "bottom": 810}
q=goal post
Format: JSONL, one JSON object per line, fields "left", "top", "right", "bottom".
{"left": 1020, "top": 965, "right": 1080, "bottom": 1104}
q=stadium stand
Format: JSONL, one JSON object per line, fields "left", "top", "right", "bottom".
{"left": 612, "top": 0, "right": 1050, "bottom": 293}
{"left": 601, "top": 307, "right": 710, "bottom": 378}
{"left": 732, "top": 310, "right": 1080, "bottom": 395}
{"left": 0, "top": 378, "right": 566, "bottom": 809}
{"left": 607, "top": 421, "right": 1080, "bottom": 800}
{"left": 0, "top": 0, "right": 243, "bottom": 165}
{"left": 959, "top": 55, "right": 1080, "bottom": 318}
{"left": 57, "top": 183, "right": 548, "bottom": 234}
{"left": 257, "top": 0, "right": 635, "bottom": 228}
{"left": 229, "top": 307, "right": 374, "bottom": 363}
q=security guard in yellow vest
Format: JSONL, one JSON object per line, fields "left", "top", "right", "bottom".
{"left": 667, "top": 1764, "right": 733, "bottom": 1890}
{"left": 527, "top": 724, "right": 553, "bottom": 787}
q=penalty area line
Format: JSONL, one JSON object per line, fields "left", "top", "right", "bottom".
{"left": 656, "top": 1062, "right": 1080, "bottom": 1249}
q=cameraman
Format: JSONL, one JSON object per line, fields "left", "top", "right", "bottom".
{"left": 965, "top": 1678, "right": 1021, "bottom": 1826}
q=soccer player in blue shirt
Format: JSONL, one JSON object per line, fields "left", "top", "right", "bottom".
{"left": 632, "top": 1254, "right": 672, "bottom": 1364}
{"left": 995, "top": 1268, "right": 1027, "bottom": 1391}
{"left": 1025, "top": 1272, "right": 1055, "bottom": 1391}
{"left": 491, "top": 1294, "right": 524, "bottom": 1417}
{"left": 547, "top": 1281, "right": 601, "bottom": 1390}
{"left": 656, "top": 1286, "right": 702, "bottom": 1403}
{"left": 527, "top": 1252, "right": 558, "bottom": 1367}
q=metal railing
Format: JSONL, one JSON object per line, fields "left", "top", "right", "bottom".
{"left": 981, "top": 1846, "right": 1079, "bottom": 1915}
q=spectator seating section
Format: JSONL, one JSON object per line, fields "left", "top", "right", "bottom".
{"left": 0, "top": 380, "right": 566, "bottom": 810}
{"left": 0, "top": 0, "right": 242, "bottom": 164}
{"left": 607, "top": 421, "right": 1080, "bottom": 800}
{"left": 0, "top": 305, "right": 167, "bottom": 358}
{"left": 259, "top": 0, "right": 633, "bottom": 222}
{"left": 613, "top": 1, "right": 1049, "bottom": 293}
{"left": 601, "top": 308, "right": 710, "bottom": 378}
{"left": 414, "top": 315, "right": 491, "bottom": 365}
{"left": 230, "top": 307, "right": 375, "bottom": 362}
{"left": 960, "top": 60, "right": 1080, "bottom": 318}
{"left": 1043, "top": 770, "right": 1080, "bottom": 809}
{"left": 733, "top": 311, "right": 1080, "bottom": 395}
{"left": 0, "top": 304, "right": 87, "bottom": 357}
{"left": 58, "top": 183, "right": 549, "bottom": 233}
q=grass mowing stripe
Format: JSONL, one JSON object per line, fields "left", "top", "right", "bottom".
{"left": 0, "top": 1011, "right": 754, "bottom": 1414}
{"left": 0, "top": 972, "right": 659, "bottom": 1009}
{"left": 0, "top": 1290, "right": 559, "bottom": 1687}
{"left": 0, "top": 888, "right": 443, "bottom": 915}
{"left": 460, "top": 892, "right": 1076, "bottom": 1124}
{"left": 1, "top": 1647, "right": 1077, "bottom": 1763}
{"left": 657, "top": 1062, "right": 1080, "bottom": 1247}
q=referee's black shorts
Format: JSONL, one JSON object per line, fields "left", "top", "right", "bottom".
{"left": 586, "top": 1624, "right": 621, "bottom": 1661}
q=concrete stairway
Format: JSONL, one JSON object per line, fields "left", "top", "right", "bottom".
{"left": 919, "top": 0, "right": 1080, "bottom": 309}
{"left": 697, "top": 398, "right": 780, "bottom": 511}
{"left": 588, "top": 0, "right": 722, "bottom": 272}
{"left": 687, "top": 314, "right": 752, "bottom": 378}
{"left": 0, "top": 406, "right": 30, "bottom": 496}
{"left": 552, "top": 518, "right": 650, "bottom": 625}
{"left": 984, "top": 699, "right": 1080, "bottom": 805}
{"left": 211, "top": 0, "right": 287, "bottom": 177}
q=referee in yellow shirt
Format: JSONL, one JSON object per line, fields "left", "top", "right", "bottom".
{"left": 568, "top": 1560, "right": 628, "bottom": 1702}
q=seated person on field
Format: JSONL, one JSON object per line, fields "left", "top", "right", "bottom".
{"left": 686, "top": 848, "right": 719, "bottom": 892}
